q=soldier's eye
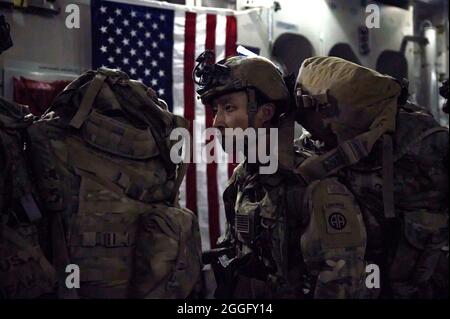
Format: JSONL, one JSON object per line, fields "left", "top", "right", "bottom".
{"left": 224, "top": 104, "right": 234, "bottom": 112}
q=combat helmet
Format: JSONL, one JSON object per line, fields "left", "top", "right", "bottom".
{"left": 193, "top": 50, "right": 289, "bottom": 127}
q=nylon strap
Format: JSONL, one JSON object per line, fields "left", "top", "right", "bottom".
{"left": 247, "top": 88, "right": 258, "bottom": 128}
{"left": 171, "top": 116, "right": 190, "bottom": 205}
{"left": 382, "top": 134, "right": 395, "bottom": 219}
{"left": 277, "top": 111, "right": 295, "bottom": 171}
{"left": 69, "top": 73, "right": 106, "bottom": 129}
{"left": 393, "top": 126, "right": 448, "bottom": 162}
{"left": 295, "top": 124, "right": 386, "bottom": 183}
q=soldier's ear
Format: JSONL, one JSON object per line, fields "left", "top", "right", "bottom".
{"left": 260, "top": 103, "right": 276, "bottom": 126}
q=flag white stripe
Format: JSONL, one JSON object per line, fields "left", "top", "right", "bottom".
{"left": 172, "top": 10, "right": 187, "bottom": 208}
{"left": 215, "top": 13, "right": 229, "bottom": 236}
{"left": 194, "top": 13, "right": 210, "bottom": 251}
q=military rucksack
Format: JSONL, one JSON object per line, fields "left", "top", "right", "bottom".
{"left": 26, "top": 68, "right": 202, "bottom": 299}
{"left": 0, "top": 97, "right": 57, "bottom": 298}
{"left": 294, "top": 56, "right": 449, "bottom": 298}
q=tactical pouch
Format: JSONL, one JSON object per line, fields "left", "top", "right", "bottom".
{"left": 131, "top": 205, "right": 202, "bottom": 299}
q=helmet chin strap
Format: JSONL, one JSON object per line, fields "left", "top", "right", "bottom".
{"left": 246, "top": 88, "right": 258, "bottom": 128}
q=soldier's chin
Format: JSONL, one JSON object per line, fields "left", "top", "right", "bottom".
{"left": 219, "top": 135, "right": 243, "bottom": 155}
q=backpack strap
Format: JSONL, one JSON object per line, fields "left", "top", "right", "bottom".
{"left": 382, "top": 134, "right": 395, "bottom": 219}
{"left": 171, "top": 116, "right": 190, "bottom": 206}
{"left": 394, "top": 126, "right": 449, "bottom": 162}
{"left": 69, "top": 73, "right": 107, "bottom": 129}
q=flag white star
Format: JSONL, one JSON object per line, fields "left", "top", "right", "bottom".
{"left": 130, "top": 29, "right": 137, "bottom": 37}
{"left": 137, "top": 59, "right": 143, "bottom": 66}
{"left": 100, "top": 45, "right": 107, "bottom": 53}
{"left": 138, "top": 78, "right": 143, "bottom": 82}
{"left": 144, "top": 69, "right": 151, "bottom": 76}
{"left": 115, "top": 8, "right": 121, "bottom": 15}
{"left": 131, "top": 10, "right": 136, "bottom": 17}
{"left": 145, "top": 50, "right": 151, "bottom": 57}
{"left": 145, "top": 32, "right": 151, "bottom": 38}
{"left": 160, "top": 14, "right": 166, "bottom": 21}
{"left": 151, "top": 78, "right": 158, "bottom": 86}
{"left": 123, "top": 57, "right": 129, "bottom": 64}
{"left": 108, "top": 37, "right": 114, "bottom": 44}
{"left": 130, "top": 68, "right": 136, "bottom": 75}
{"left": 100, "top": 26, "right": 107, "bottom": 33}
{"left": 138, "top": 21, "right": 144, "bottom": 28}
{"left": 116, "top": 66, "right": 122, "bottom": 71}
{"left": 145, "top": 13, "right": 151, "bottom": 19}
{"left": 115, "top": 28, "right": 122, "bottom": 35}
{"left": 158, "top": 88, "right": 165, "bottom": 96}
{"left": 158, "top": 51, "right": 165, "bottom": 58}
{"left": 100, "top": 6, "right": 107, "bottom": 13}
{"left": 151, "top": 60, "right": 158, "bottom": 67}
{"left": 115, "top": 47, "right": 122, "bottom": 54}
{"left": 108, "top": 17, "right": 114, "bottom": 24}
{"left": 158, "top": 70, "right": 165, "bottom": 77}
{"left": 159, "top": 33, "right": 165, "bottom": 40}
{"left": 152, "top": 23, "right": 158, "bottom": 30}
{"left": 123, "top": 19, "right": 129, "bottom": 26}
{"left": 108, "top": 56, "right": 114, "bottom": 63}
{"left": 152, "top": 41, "right": 157, "bottom": 48}
{"left": 130, "top": 48, "right": 136, "bottom": 56}
{"left": 122, "top": 38, "right": 129, "bottom": 46}
{"left": 138, "top": 40, "right": 144, "bottom": 47}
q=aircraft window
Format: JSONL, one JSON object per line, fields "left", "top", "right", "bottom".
{"left": 328, "top": 43, "right": 361, "bottom": 65}
{"left": 376, "top": 50, "right": 408, "bottom": 80}
{"left": 272, "top": 33, "right": 315, "bottom": 76}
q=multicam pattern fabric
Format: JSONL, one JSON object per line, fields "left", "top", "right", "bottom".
{"left": 340, "top": 108, "right": 449, "bottom": 298}
{"left": 220, "top": 150, "right": 367, "bottom": 299}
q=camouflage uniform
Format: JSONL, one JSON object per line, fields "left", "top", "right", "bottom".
{"left": 195, "top": 52, "right": 368, "bottom": 299}
{"left": 294, "top": 56, "right": 449, "bottom": 298}
{"left": 218, "top": 156, "right": 367, "bottom": 299}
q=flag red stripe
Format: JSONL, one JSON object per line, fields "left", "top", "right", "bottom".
{"left": 184, "top": 12, "right": 198, "bottom": 214}
{"left": 205, "top": 14, "right": 220, "bottom": 248}
{"left": 225, "top": 15, "right": 238, "bottom": 178}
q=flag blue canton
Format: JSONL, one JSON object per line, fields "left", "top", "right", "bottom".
{"left": 92, "top": 0, "right": 174, "bottom": 111}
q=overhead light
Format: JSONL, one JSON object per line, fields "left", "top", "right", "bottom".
{"left": 27, "top": 0, "right": 60, "bottom": 15}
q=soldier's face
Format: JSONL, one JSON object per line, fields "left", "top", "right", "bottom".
{"left": 211, "top": 91, "right": 274, "bottom": 155}
{"left": 211, "top": 90, "right": 270, "bottom": 133}
{"left": 211, "top": 91, "right": 250, "bottom": 134}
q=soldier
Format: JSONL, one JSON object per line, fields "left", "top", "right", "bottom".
{"left": 196, "top": 51, "right": 368, "bottom": 299}
{"left": 294, "top": 56, "right": 449, "bottom": 298}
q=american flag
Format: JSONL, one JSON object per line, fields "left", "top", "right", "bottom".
{"left": 91, "top": 0, "right": 238, "bottom": 251}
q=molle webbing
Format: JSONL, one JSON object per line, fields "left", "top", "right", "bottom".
{"left": 68, "top": 137, "right": 172, "bottom": 204}
{"left": 69, "top": 73, "right": 107, "bottom": 129}
{"left": 81, "top": 111, "right": 159, "bottom": 160}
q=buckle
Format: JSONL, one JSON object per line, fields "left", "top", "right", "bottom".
{"left": 339, "top": 139, "right": 368, "bottom": 165}
{"left": 103, "top": 232, "right": 130, "bottom": 247}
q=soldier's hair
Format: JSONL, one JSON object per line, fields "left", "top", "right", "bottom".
{"left": 254, "top": 90, "right": 287, "bottom": 126}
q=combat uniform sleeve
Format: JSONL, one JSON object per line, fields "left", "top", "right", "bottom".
{"left": 300, "top": 177, "right": 367, "bottom": 299}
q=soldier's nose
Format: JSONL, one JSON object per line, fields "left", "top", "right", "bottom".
{"left": 213, "top": 112, "right": 225, "bottom": 129}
